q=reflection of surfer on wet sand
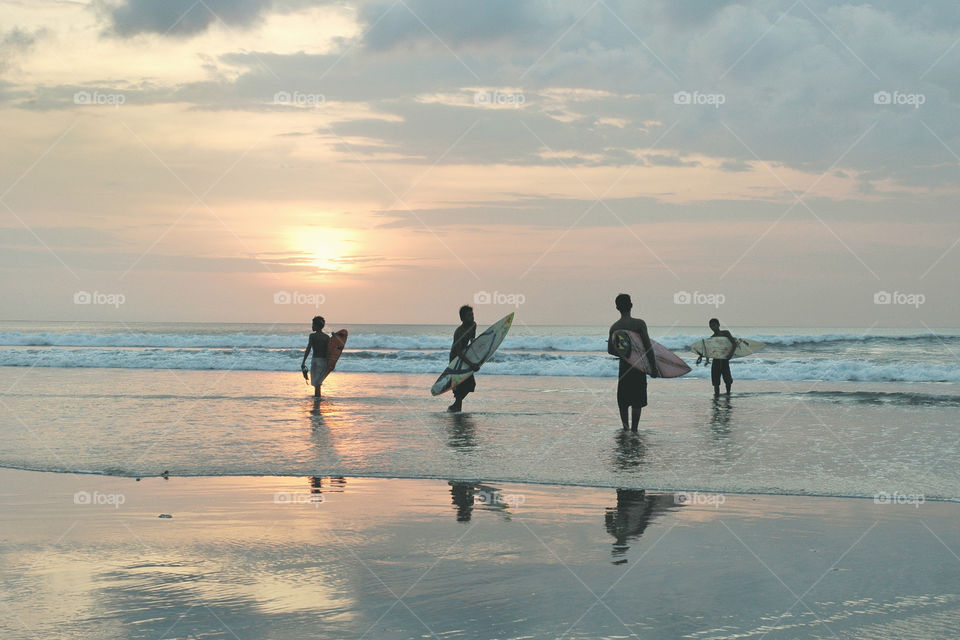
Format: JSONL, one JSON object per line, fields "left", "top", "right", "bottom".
{"left": 612, "top": 430, "right": 646, "bottom": 471}
{"left": 710, "top": 395, "right": 733, "bottom": 434}
{"left": 448, "top": 481, "right": 518, "bottom": 522}
{"left": 604, "top": 490, "right": 682, "bottom": 564}
{"left": 446, "top": 412, "right": 478, "bottom": 450}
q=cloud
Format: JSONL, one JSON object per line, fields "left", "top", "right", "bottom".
{"left": 359, "top": 0, "right": 551, "bottom": 51}
{"left": 9, "top": 0, "right": 960, "bottom": 192}
{"left": 100, "top": 0, "right": 329, "bottom": 38}
{"left": 0, "top": 27, "right": 45, "bottom": 75}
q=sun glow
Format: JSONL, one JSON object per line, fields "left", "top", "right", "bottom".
{"left": 290, "top": 227, "right": 358, "bottom": 273}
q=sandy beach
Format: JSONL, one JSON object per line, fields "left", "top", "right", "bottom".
{"left": 1, "top": 468, "right": 957, "bottom": 639}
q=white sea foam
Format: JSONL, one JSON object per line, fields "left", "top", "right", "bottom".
{"left": 0, "top": 330, "right": 955, "bottom": 351}
{"left": 3, "top": 346, "right": 960, "bottom": 382}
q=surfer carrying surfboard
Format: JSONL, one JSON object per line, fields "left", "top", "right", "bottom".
{"left": 707, "top": 318, "right": 737, "bottom": 396}
{"left": 301, "top": 316, "right": 331, "bottom": 398}
{"left": 447, "top": 305, "right": 481, "bottom": 413}
{"left": 607, "top": 294, "right": 659, "bottom": 431}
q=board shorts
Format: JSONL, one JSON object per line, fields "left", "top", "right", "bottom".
{"left": 711, "top": 359, "right": 732, "bottom": 386}
{"left": 310, "top": 356, "right": 329, "bottom": 387}
{"left": 617, "top": 368, "right": 647, "bottom": 408}
{"left": 453, "top": 374, "right": 476, "bottom": 400}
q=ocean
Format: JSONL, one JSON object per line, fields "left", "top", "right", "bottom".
{"left": 2, "top": 321, "right": 959, "bottom": 382}
{"left": 1, "top": 322, "right": 957, "bottom": 500}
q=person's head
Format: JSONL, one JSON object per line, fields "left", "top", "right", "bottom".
{"left": 709, "top": 318, "right": 720, "bottom": 330}
{"left": 459, "top": 305, "right": 474, "bottom": 323}
{"left": 615, "top": 293, "right": 632, "bottom": 313}
{"left": 312, "top": 316, "right": 325, "bottom": 331}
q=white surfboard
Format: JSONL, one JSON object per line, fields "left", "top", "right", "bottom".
{"left": 431, "top": 313, "right": 514, "bottom": 396}
{"left": 689, "top": 337, "right": 764, "bottom": 359}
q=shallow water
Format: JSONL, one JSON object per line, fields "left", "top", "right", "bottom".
{"left": 1, "top": 367, "right": 957, "bottom": 500}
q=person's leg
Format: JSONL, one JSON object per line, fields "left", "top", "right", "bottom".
{"left": 630, "top": 404, "right": 641, "bottom": 431}
{"left": 722, "top": 360, "right": 732, "bottom": 394}
{"left": 448, "top": 385, "right": 469, "bottom": 412}
{"left": 617, "top": 382, "right": 629, "bottom": 428}
{"left": 711, "top": 360, "right": 722, "bottom": 396}
{"left": 314, "top": 385, "right": 321, "bottom": 398}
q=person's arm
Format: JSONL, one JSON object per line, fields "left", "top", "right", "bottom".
{"left": 455, "top": 324, "right": 480, "bottom": 370}
{"left": 638, "top": 321, "right": 660, "bottom": 377}
{"left": 607, "top": 328, "right": 618, "bottom": 356}
{"left": 301, "top": 337, "right": 312, "bottom": 376}
{"left": 720, "top": 329, "right": 737, "bottom": 356}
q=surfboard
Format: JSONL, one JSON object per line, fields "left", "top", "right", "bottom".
{"left": 611, "top": 330, "right": 691, "bottom": 378}
{"left": 689, "top": 336, "right": 763, "bottom": 360}
{"left": 326, "top": 329, "right": 348, "bottom": 371}
{"left": 431, "top": 313, "right": 514, "bottom": 396}
{"left": 307, "top": 329, "right": 349, "bottom": 386}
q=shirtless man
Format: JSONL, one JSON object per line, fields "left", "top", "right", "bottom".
{"left": 301, "top": 316, "right": 331, "bottom": 398}
{"left": 708, "top": 318, "right": 737, "bottom": 396}
{"left": 608, "top": 294, "right": 659, "bottom": 431}
{"left": 448, "top": 305, "right": 481, "bottom": 413}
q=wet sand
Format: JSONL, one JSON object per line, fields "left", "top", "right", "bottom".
{"left": 1, "top": 469, "right": 957, "bottom": 639}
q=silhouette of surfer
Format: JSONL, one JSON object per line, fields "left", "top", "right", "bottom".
{"left": 612, "top": 430, "right": 646, "bottom": 471}
{"left": 604, "top": 490, "right": 679, "bottom": 564}
{"left": 449, "top": 481, "right": 476, "bottom": 521}
{"left": 707, "top": 318, "right": 737, "bottom": 396}
{"left": 301, "top": 316, "right": 331, "bottom": 398}
{"left": 608, "top": 294, "right": 659, "bottom": 431}
{"left": 447, "top": 305, "right": 480, "bottom": 413}
{"left": 446, "top": 412, "right": 478, "bottom": 450}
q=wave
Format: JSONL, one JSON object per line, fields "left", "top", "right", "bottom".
{"left": 800, "top": 390, "right": 960, "bottom": 407}
{"left": 1, "top": 464, "right": 957, "bottom": 502}
{"left": 0, "top": 330, "right": 956, "bottom": 352}
{"left": 3, "top": 347, "right": 960, "bottom": 382}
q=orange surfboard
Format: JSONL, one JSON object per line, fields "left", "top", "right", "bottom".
{"left": 326, "top": 329, "right": 348, "bottom": 372}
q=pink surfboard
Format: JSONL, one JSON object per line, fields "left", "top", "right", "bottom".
{"left": 612, "top": 330, "right": 691, "bottom": 378}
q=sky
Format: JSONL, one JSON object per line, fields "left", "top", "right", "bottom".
{"left": 1, "top": 0, "right": 959, "bottom": 326}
